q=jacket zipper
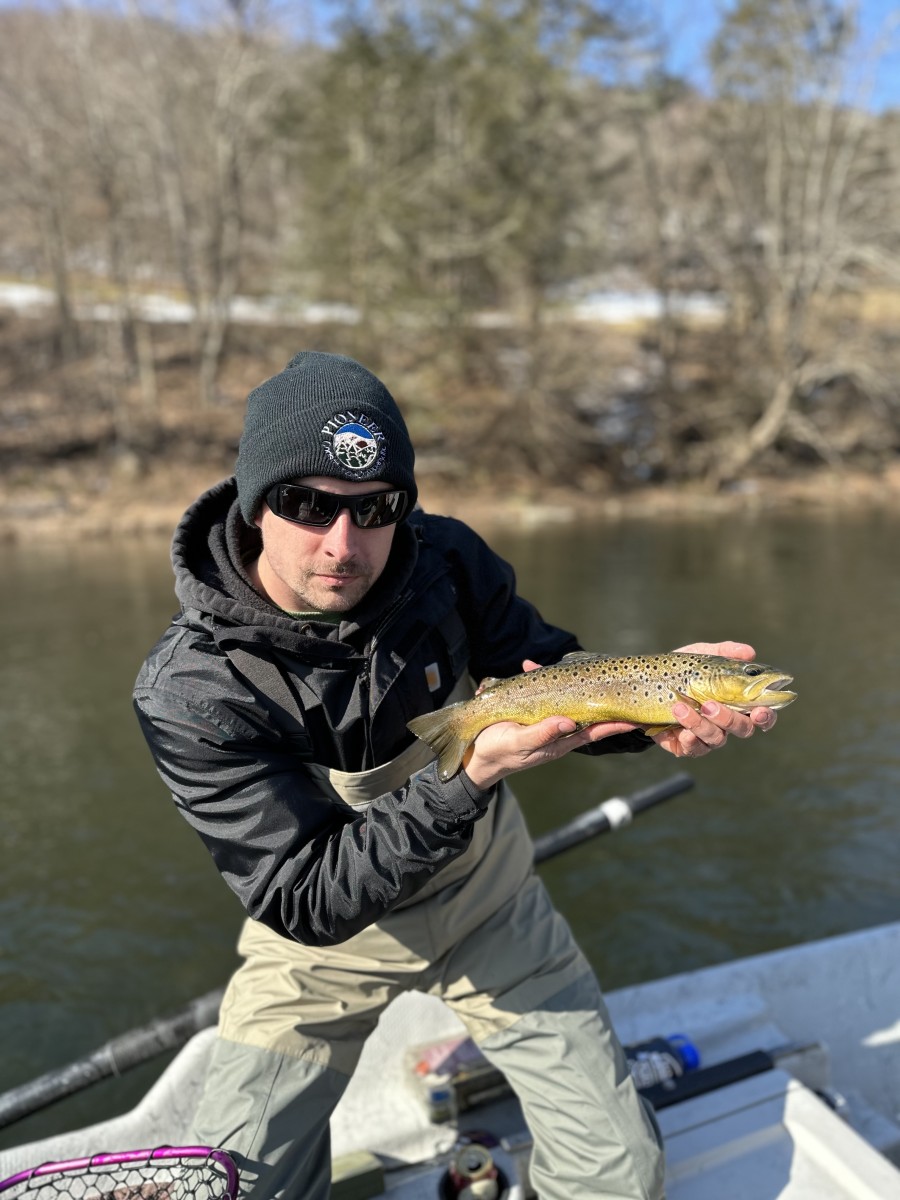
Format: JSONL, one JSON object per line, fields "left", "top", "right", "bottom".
{"left": 359, "top": 559, "right": 452, "bottom": 767}
{"left": 360, "top": 589, "right": 411, "bottom": 768}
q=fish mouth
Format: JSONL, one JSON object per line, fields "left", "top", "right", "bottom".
{"left": 765, "top": 676, "right": 793, "bottom": 692}
{"left": 753, "top": 674, "right": 797, "bottom": 710}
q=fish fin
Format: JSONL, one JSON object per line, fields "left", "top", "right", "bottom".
{"left": 644, "top": 694, "right": 700, "bottom": 736}
{"left": 475, "top": 675, "right": 503, "bottom": 695}
{"left": 407, "top": 704, "right": 471, "bottom": 781}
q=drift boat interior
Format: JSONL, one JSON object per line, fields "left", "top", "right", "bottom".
{"left": 2, "top": 779, "right": 899, "bottom": 1198}
{"left": 2, "top": 921, "right": 899, "bottom": 1198}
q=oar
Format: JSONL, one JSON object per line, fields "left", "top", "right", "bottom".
{"left": 0, "top": 772, "right": 693, "bottom": 1131}
{"left": 533, "top": 771, "right": 693, "bottom": 863}
{"left": 0, "top": 991, "right": 225, "bottom": 1132}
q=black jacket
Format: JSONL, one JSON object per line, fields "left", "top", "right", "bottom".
{"left": 134, "top": 478, "right": 650, "bottom": 946}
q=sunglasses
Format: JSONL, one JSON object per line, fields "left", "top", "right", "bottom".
{"left": 265, "top": 483, "right": 409, "bottom": 529}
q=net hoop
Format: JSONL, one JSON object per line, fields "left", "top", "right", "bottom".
{"left": 0, "top": 1146, "right": 239, "bottom": 1199}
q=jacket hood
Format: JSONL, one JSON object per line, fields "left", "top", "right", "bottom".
{"left": 170, "top": 477, "right": 421, "bottom": 655}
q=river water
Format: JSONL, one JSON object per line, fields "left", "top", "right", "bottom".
{"left": 2, "top": 505, "right": 899, "bottom": 1147}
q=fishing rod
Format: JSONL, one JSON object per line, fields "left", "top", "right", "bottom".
{"left": 0, "top": 772, "right": 693, "bottom": 1132}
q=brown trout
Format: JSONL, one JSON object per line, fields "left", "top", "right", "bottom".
{"left": 407, "top": 651, "right": 796, "bottom": 780}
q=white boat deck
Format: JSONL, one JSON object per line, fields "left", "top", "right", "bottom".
{"left": 660, "top": 1069, "right": 900, "bottom": 1200}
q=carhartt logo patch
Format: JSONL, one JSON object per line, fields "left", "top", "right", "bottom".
{"left": 321, "top": 411, "right": 387, "bottom": 478}
{"left": 424, "top": 663, "right": 442, "bottom": 692}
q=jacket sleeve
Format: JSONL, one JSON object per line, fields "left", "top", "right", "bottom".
{"left": 440, "top": 518, "right": 653, "bottom": 757}
{"left": 134, "top": 641, "right": 494, "bottom": 948}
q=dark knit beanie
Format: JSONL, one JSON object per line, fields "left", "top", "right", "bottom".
{"left": 236, "top": 351, "right": 417, "bottom": 523}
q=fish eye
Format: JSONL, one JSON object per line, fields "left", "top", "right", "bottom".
{"left": 743, "top": 665, "right": 763, "bottom": 677}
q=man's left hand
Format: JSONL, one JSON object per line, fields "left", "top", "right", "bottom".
{"left": 651, "top": 641, "right": 777, "bottom": 759}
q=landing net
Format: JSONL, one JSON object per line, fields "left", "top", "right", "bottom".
{"left": 0, "top": 1147, "right": 239, "bottom": 1200}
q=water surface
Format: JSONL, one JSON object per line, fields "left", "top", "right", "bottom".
{"left": 2, "top": 506, "right": 898, "bottom": 1145}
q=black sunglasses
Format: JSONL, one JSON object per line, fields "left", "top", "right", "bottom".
{"left": 265, "top": 483, "right": 409, "bottom": 529}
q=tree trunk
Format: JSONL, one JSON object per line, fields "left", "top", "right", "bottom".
{"left": 710, "top": 372, "right": 796, "bottom": 488}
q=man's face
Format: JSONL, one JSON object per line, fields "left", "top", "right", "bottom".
{"left": 252, "top": 476, "right": 397, "bottom": 614}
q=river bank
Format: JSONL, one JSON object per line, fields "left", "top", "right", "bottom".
{"left": 2, "top": 457, "right": 898, "bottom": 544}
{"left": 4, "top": 306, "right": 899, "bottom": 545}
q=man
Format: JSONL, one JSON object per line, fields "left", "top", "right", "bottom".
{"left": 134, "top": 351, "right": 777, "bottom": 1200}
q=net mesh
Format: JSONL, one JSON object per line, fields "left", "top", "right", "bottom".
{"left": 0, "top": 1148, "right": 238, "bottom": 1200}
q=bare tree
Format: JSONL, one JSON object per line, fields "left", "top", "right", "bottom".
{"left": 67, "top": 7, "right": 143, "bottom": 380}
{"left": 0, "top": 10, "right": 84, "bottom": 360}
{"left": 699, "top": 0, "right": 900, "bottom": 485}
{"left": 122, "top": 0, "right": 293, "bottom": 405}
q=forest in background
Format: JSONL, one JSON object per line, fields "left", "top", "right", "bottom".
{"left": 1, "top": 0, "right": 900, "bottom": 523}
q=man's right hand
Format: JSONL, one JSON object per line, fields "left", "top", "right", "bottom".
{"left": 464, "top": 659, "right": 637, "bottom": 790}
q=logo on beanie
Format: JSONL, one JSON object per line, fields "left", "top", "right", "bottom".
{"left": 321, "top": 411, "right": 387, "bottom": 478}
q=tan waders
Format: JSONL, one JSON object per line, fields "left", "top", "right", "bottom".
{"left": 192, "top": 729, "right": 664, "bottom": 1199}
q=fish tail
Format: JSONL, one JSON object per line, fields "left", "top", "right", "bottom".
{"left": 407, "top": 703, "right": 474, "bottom": 781}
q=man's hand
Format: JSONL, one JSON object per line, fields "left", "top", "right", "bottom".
{"left": 464, "top": 644, "right": 779, "bottom": 787}
{"left": 465, "top": 659, "right": 638, "bottom": 789}
{"left": 650, "top": 641, "right": 777, "bottom": 760}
